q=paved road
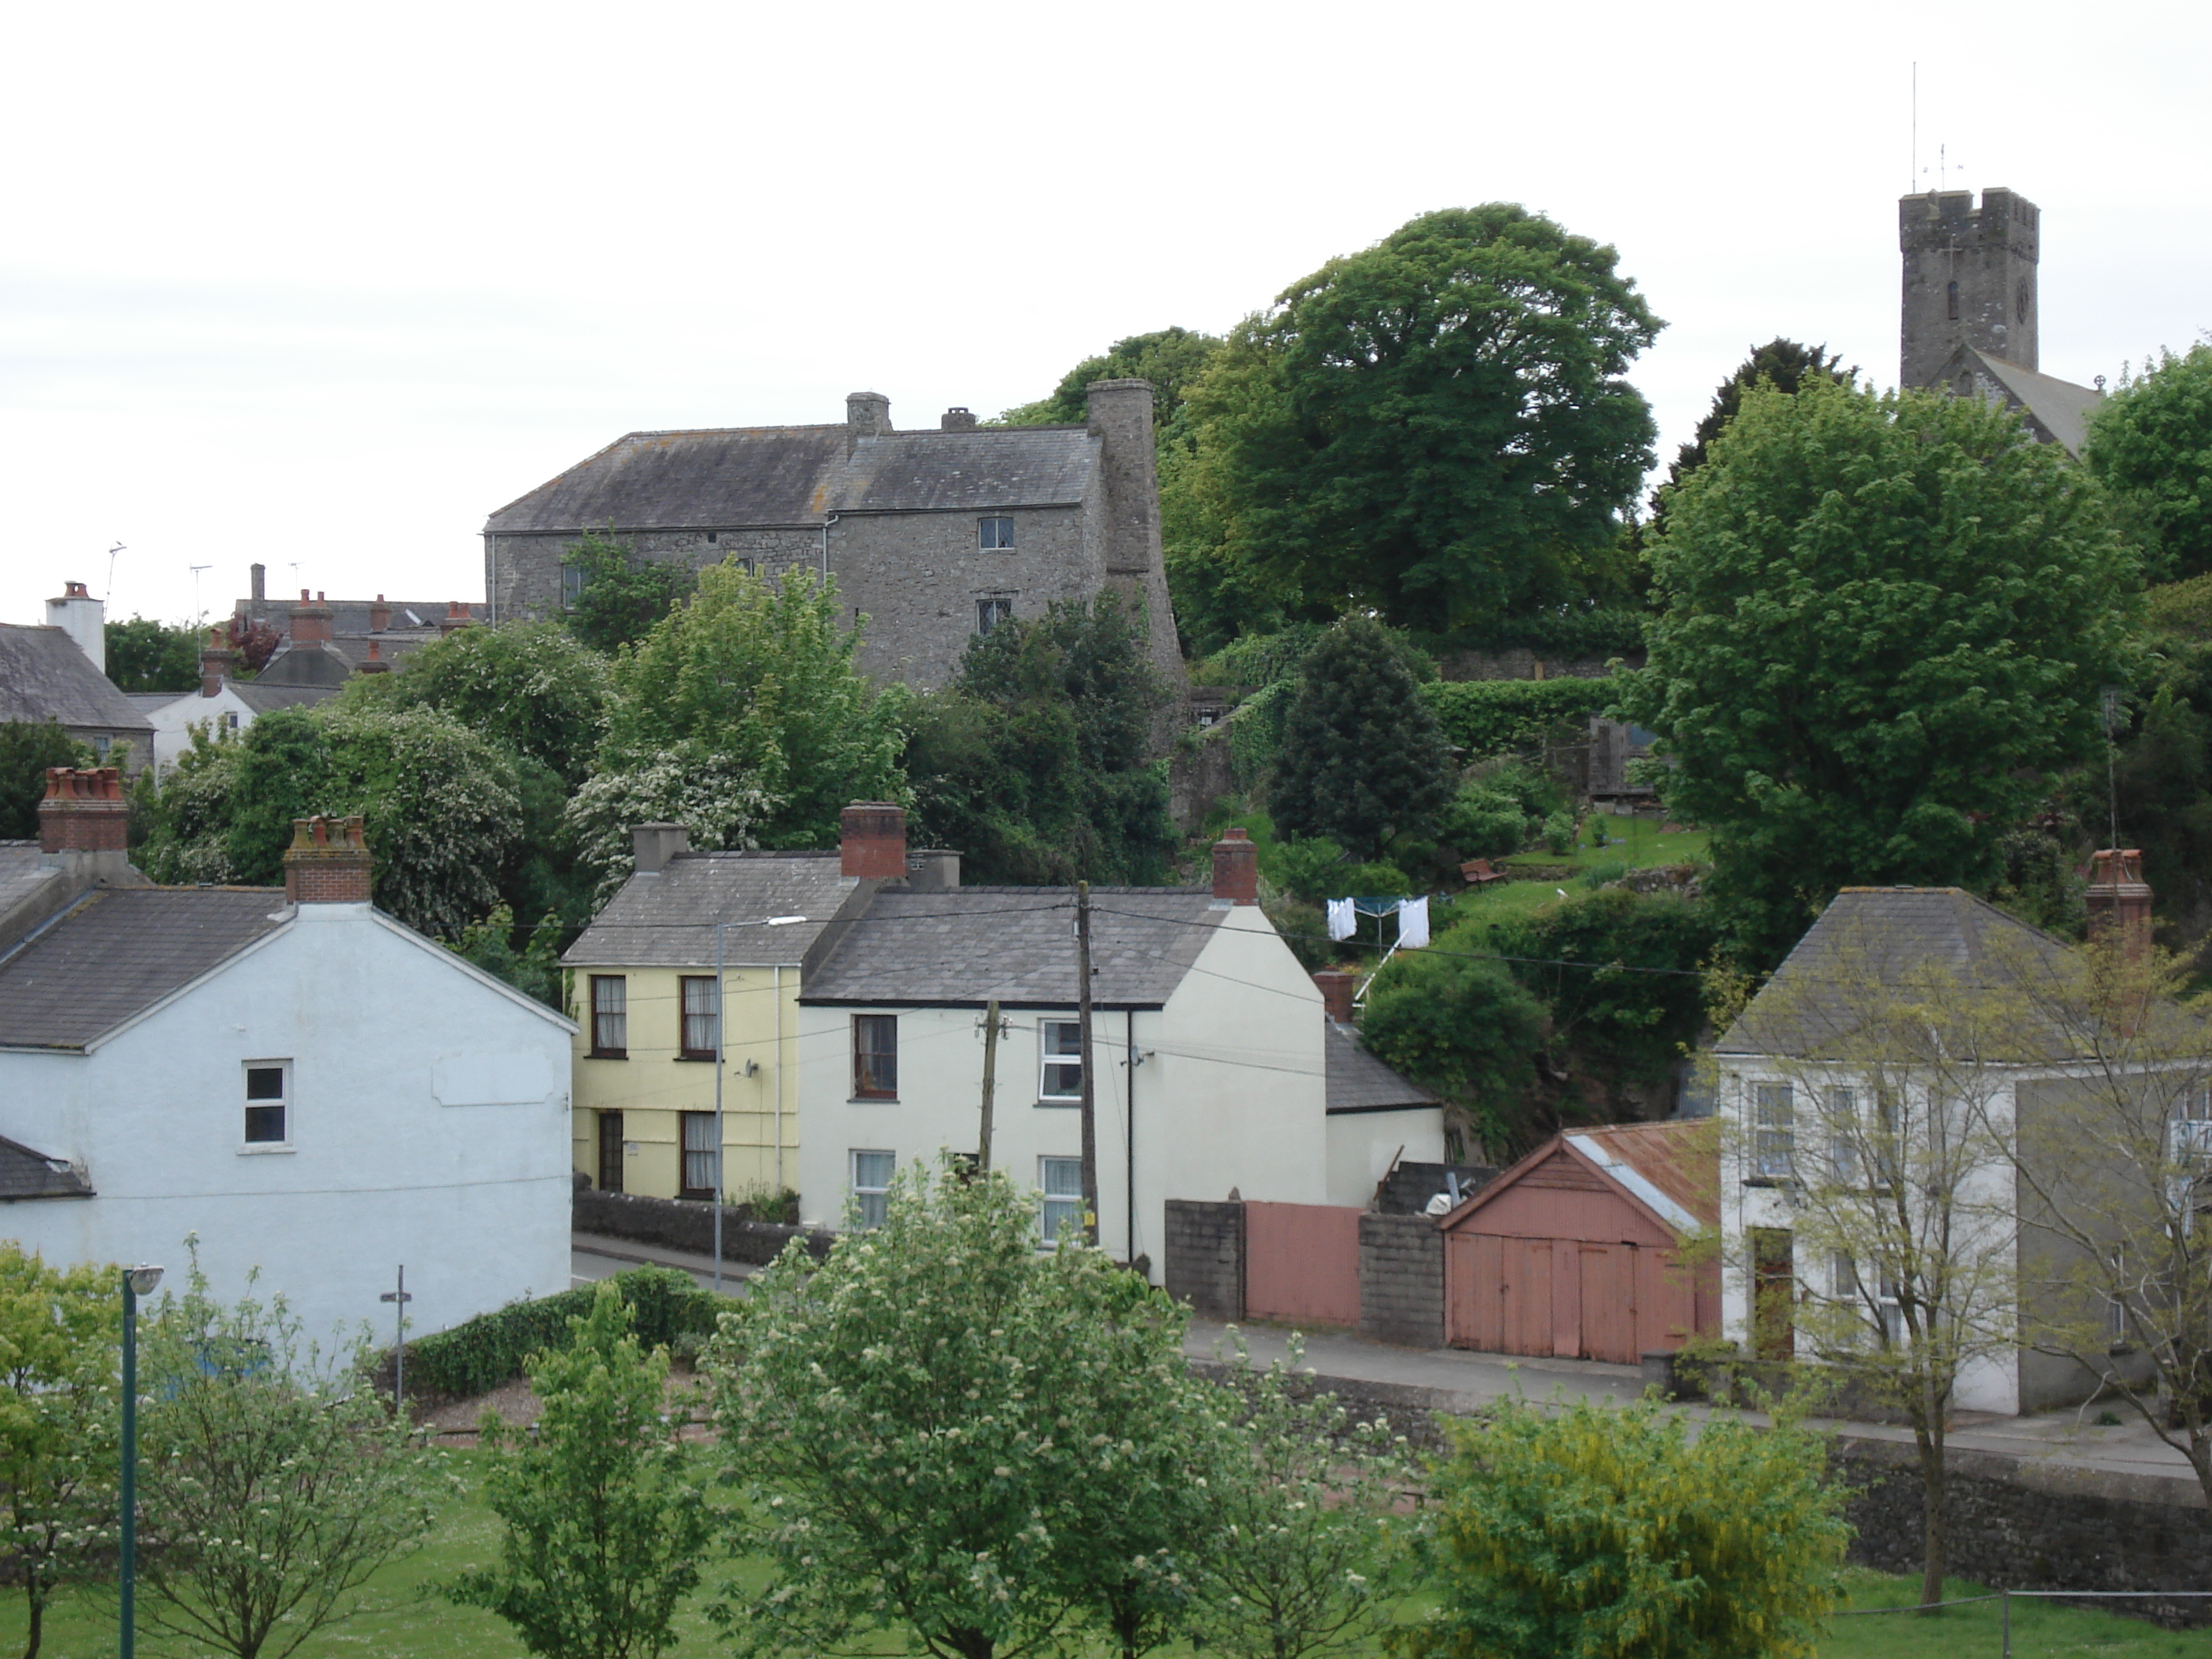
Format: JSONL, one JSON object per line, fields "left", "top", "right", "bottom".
{"left": 571, "top": 1232, "right": 753, "bottom": 1294}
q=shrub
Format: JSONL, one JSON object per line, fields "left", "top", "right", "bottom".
{"left": 1360, "top": 950, "right": 1545, "bottom": 1152}
{"left": 406, "top": 1268, "right": 722, "bottom": 1400}
{"left": 1541, "top": 809, "right": 1577, "bottom": 854}
{"left": 1422, "top": 677, "right": 1616, "bottom": 758}
{"left": 1437, "top": 786, "right": 1529, "bottom": 862}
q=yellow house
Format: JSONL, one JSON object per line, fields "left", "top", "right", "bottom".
{"left": 563, "top": 808, "right": 949, "bottom": 1203}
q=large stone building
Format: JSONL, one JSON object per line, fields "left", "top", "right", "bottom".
{"left": 482, "top": 382, "right": 1182, "bottom": 693}
{"left": 1900, "top": 186, "right": 2103, "bottom": 454}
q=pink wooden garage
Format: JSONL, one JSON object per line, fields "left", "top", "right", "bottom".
{"left": 1441, "top": 1120, "right": 1719, "bottom": 1364}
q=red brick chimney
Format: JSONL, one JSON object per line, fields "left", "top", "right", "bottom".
{"left": 2087, "top": 848, "right": 2153, "bottom": 958}
{"left": 439, "top": 600, "right": 473, "bottom": 636}
{"left": 38, "top": 768, "right": 127, "bottom": 854}
{"left": 357, "top": 639, "right": 391, "bottom": 674}
{"left": 284, "top": 815, "right": 373, "bottom": 904}
{"left": 200, "top": 626, "right": 236, "bottom": 698}
{"left": 368, "top": 593, "right": 391, "bottom": 632}
{"left": 840, "top": 803, "right": 907, "bottom": 880}
{"left": 291, "top": 590, "right": 335, "bottom": 646}
{"left": 1313, "top": 970, "right": 1357, "bottom": 1024}
{"left": 1212, "top": 826, "right": 1258, "bottom": 906}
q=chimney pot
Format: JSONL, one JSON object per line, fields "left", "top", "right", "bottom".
{"left": 840, "top": 802, "right": 908, "bottom": 881}
{"left": 941, "top": 406, "right": 978, "bottom": 430}
{"left": 288, "top": 591, "right": 335, "bottom": 646}
{"left": 38, "top": 767, "right": 128, "bottom": 855}
{"left": 1313, "top": 970, "right": 1357, "bottom": 1024}
{"left": 46, "top": 581, "right": 107, "bottom": 674}
{"left": 1211, "top": 825, "right": 1259, "bottom": 906}
{"left": 632, "top": 822, "right": 690, "bottom": 875}
{"left": 368, "top": 594, "right": 391, "bottom": 632}
{"left": 2087, "top": 848, "right": 2153, "bottom": 958}
{"left": 283, "top": 815, "right": 373, "bottom": 904}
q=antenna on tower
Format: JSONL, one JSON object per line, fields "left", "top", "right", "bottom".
{"left": 2103, "top": 686, "right": 2126, "bottom": 855}
{"left": 104, "top": 543, "right": 126, "bottom": 602}
{"left": 1921, "top": 142, "right": 1965, "bottom": 192}
{"left": 189, "top": 565, "right": 213, "bottom": 624}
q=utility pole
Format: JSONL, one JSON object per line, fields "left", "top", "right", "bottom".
{"left": 379, "top": 1265, "right": 412, "bottom": 1415}
{"left": 712, "top": 921, "right": 726, "bottom": 1296}
{"left": 978, "top": 998, "right": 1002, "bottom": 1170}
{"left": 1077, "top": 881, "right": 1098, "bottom": 1244}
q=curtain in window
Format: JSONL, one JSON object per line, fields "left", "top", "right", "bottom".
{"left": 854, "top": 1016, "right": 898, "bottom": 1097}
{"left": 681, "top": 976, "right": 720, "bottom": 1058}
{"left": 1040, "top": 1156, "right": 1084, "bottom": 1243}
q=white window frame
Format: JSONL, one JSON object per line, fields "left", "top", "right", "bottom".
{"left": 1039, "top": 1019, "right": 1083, "bottom": 1104}
{"left": 1752, "top": 1082, "right": 1795, "bottom": 1180}
{"left": 243, "top": 1060, "right": 291, "bottom": 1149}
{"left": 976, "top": 595, "right": 1013, "bottom": 635}
{"left": 2173, "top": 1087, "right": 2212, "bottom": 1163}
{"left": 561, "top": 562, "right": 586, "bottom": 608}
{"left": 1039, "top": 1155, "right": 1084, "bottom": 1245}
{"left": 851, "top": 1150, "right": 895, "bottom": 1229}
{"left": 1825, "top": 1086, "right": 1859, "bottom": 1185}
{"left": 979, "top": 515, "right": 1016, "bottom": 551}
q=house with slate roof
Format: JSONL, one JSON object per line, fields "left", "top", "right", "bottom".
{"left": 483, "top": 382, "right": 1183, "bottom": 694}
{"left": 130, "top": 630, "right": 342, "bottom": 775}
{"left": 0, "top": 771, "right": 575, "bottom": 1344}
{"left": 233, "top": 566, "right": 485, "bottom": 676}
{"left": 0, "top": 583, "right": 152, "bottom": 770}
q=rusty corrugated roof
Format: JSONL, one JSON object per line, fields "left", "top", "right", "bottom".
{"left": 1567, "top": 1120, "right": 1719, "bottom": 1229}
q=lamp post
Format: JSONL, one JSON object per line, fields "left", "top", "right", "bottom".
{"left": 119, "top": 1262, "right": 165, "bottom": 1659}
{"left": 712, "top": 915, "right": 808, "bottom": 1295}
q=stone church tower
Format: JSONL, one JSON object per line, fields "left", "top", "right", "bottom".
{"left": 1899, "top": 187, "right": 2041, "bottom": 386}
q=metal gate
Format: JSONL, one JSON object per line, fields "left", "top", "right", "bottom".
{"left": 1243, "top": 1202, "right": 1361, "bottom": 1328}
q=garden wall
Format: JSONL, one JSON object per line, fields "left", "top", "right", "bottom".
{"left": 573, "top": 1185, "right": 833, "bottom": 1266}
{"left": 1164, "top": 1199, "right": 1245, "bottom": 1320}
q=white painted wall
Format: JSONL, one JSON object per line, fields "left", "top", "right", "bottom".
{"left": 1326, "top": 1109, "right": 1447, "bottom": 1209}
{"left": 137, "top": 687, "right": 255, "bottom": 775}
{"left": 0, "top": 901, "right": 576, "bottom": 1344}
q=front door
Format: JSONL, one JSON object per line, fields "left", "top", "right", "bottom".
{"left": 598, "top": 1111, "right": 624, "bottom": 1193}
{"left": 1751, "top": 1227, "right": 1794, "bottom": 1359}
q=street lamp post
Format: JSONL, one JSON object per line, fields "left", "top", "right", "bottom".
{"left": 119, "top": 1263, "right": 165, "bottom": 1659}
{"left": 712, "top": 915, "right": 807, "bottom": 1295}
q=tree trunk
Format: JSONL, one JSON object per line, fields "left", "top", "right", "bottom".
{"left": 23, "top": 1581, "right": 42, "bottom": 1659}
{"left": 1917, "top": 1414, "right": 1948, "bottom": 1610}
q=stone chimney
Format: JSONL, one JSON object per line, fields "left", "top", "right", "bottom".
{"left": 1085, "top": 379, "right": 1185, "bottom": 699}
{"left": 841, "top": 802, "right": 907, "bottom": 881}
{"left": 439, "top": 600, "right": 472, "bottom": 636}
{"left": 200, "top": 627, "right": 236, "bottom": 697}
{"left": 2087, "top": 848, "right": 2153, "bottom": 957}
{"left": 846, "top": 390, "right": 892, "bottom": 457}
{"left": 45, "top": 580, "right": 105, "bottom": 674}
{"left": 291, "top": 590, "right": 335, "bottom": 646}
{"left": 1211, "top": 826, "right": 1258, "bottom": 906}
{"left": 283, "top": 815, "right": 373, "bottom": 904}
{"left": 632, "top": 822, "right": 690, "bottom": 875}
{"left": 358, "top": 639, "right": 391, "bottom": 674}
{"left": 38, "top": 767, "right": 127, "bottom": 855}
{"left": 941, "top": 406, "right": 978, "bottom": 430}
{"left": 1313, "top": 969, "right": 1357, "bottom": 1024}
{"left": 369, "top": 593, "right": 391, "bottom": 632}
{"left": 250, "top": 562, "right": 266, "bottom": 603}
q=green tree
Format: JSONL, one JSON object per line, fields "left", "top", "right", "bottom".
{"left": 906, "top": 593, "right": 1175, "bottom": 884}
{"left": 1393, "top": 1397, "right": 1846, "bottom": 1659}
{"left": 1647, "top": 339, "right": 1855, "bottom": 533}
{"left": 2086, "top": 342, "right": 2212, "bottom": 582}
{"left": 104, "top": 616, "right": 202, "bottom": 694}
{"left": 1624, "top": 376, "right": 2138, "bottom": 966}
{"left": 349, "top": 620, "right": 610, "bottom": 786}
{"left": 0, "top": 1247, "right": 119, "bottom": 1659}
{"left": 448, "top": 1282, "right": 712, "bottom": 1659}
{"left": 1269, "top": 617, "right": 1452, "bottom": 860}
{"left": 0, "top": 723, "right": 89, "bottom": 839}
{"left": 997, "top": 326, "right": 1223, "bottom": 430}
{"left": 136, "top": 1255, "right": 435, "bottom": 1659}
{"left": 707, "top": 1159, "right": 1214, "bottom": 1659}
{"left": 1359, "top": 947, "right": 1545, "bottom": 1157}
{"left": 561, "top": 530, "right": 698, "bottom": 654}
{"left": 1182, "top": 206, "right": 1661, "bottom": 631}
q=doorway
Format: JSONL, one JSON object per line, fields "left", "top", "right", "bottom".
{"left": 1750, "top": 1227, "right": 1794, "bottom": 1359}
{"left": 598, "top": 1111, "right": 625, "bottom": 1193}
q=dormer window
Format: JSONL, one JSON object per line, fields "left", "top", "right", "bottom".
{"left": 980, "top": 517, "right": 1015, "bottom": 551}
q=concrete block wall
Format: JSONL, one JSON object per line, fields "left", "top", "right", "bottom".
{"left": 1358, "top": 1213, "right": 1444, "bottom": 1347}
{"left": 1164, "top": 1199, "right": 1244, "bottom": 1320}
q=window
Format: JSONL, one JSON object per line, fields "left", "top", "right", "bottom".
{"left": 1040, "top": 1156, "right": 1084, "bottom": 1244}
{"left": 851, "top": 1149, "right": 895, "bottom": 1228}
{"left": 679, "top": 975, "right": 720, "bottom": 1060}
{"left": 1825, "top": 1086, "right": 1859, "bottom": 1185}
{"left": 1877, "top": 1267, "right": 1906, "bottom": 1346}
{"left": 2174, "top": 1088, "right": 2212, "bottom": 1163}
{"left": 561, "top": 563, "right": 586, "bottom": 608}
{"left": 93, "top": 734, "right": 112, "bottom": 760}
{"left": 244, "top": 1063, "right": 289, "bottom": 1145}
{"left": 976, "top": 596, "right": 1013, "bottom": 635}
{"left": 980, "top": 516, "right": 1015, "bottom": 551}
{"left": 1040, "top": 1020, "right": 1084, "bottom": 1102}
{"left": 589, "top": 976, "right": 628, "bottom": 1058}
{"left": 1946, "top": 279, "right": 1961, "bottom": 320}
{"left": 853, "top": 1015, "right": 898, "bottom": 1099}
{"left": 681, "top": 1112, "right": 719, "bottom": 1199}
{"left": 222, "top": 712, "right": 240, "bottom": 733}
{"left": 705, "top": 530, "right": 718, "bottom": 544}
{"left": 1752, "top": 1083, "right": 1795, "bottom": 1180}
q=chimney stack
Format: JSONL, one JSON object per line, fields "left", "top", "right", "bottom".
{"left": 632, "top": 822, "right": 690, "bottom": 875}
{"left": 439, "top": 600, "right": 472, "bottom": 636}
{"left": 45, "top": 580, "right": 105, "bottom": 674}
{"left": 845, "top": 390, "right": 892, "bottom": 457}
{"left": 290, "top": 590, "right": 335, "bottom": 646}
{"left": 358, "top": 639, "right": 390, "bottom": 674}
{"left": 840, "top": 802, "right": 907, "bottom": 881}
{"left": 38, "top": 767, "right": 127, "bottom": 855}
{"left": 283, "top": 815, "right": 373, "bottom": 905}
{"left": 2087, "top": 848, "right": 2153, "bottom": 958}
{"left": 1313, "top": 970, "right": 1357, "bottom": 1024}
{"left": 369, "top": 593, "right": 391, "bottom": 632}
{"left": 1211, "top": 826, "right": 1258, "bottom": 906}
{"left": 200, "top": 627, "right": 236, "bottom": 697}
{"left": 250, "top": 562, "right": 266, "bottom": 603}
{"left": 940, "top": 406, "right": 978, "bottom": 430}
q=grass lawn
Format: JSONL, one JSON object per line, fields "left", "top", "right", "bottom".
{"left": 11, "top": 1456, "right": 2207, "bottom": 1658}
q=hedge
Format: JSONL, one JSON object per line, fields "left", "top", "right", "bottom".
{"left": 404, "top": 1265, "right": 726, "bottom": 1399}
{"left": 1422, "top": 676, "right": 1621, "bottom": 758}
{"left": 1415, "top": 606, "right": 1650, "bottom": 661}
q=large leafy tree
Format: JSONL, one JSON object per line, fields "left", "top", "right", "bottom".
{"left": 561, "top": 530, "right": 698, "bottom": 655}
{"left": 1646, "top": 338, "right": 1855, "bottom": 534}
{"left": 0, "top": 723, "right": 88, "bottom": 838}
{"left": 996, "top": 326, "right": 1222, "bottom": 430}
{"left": 1183, "top": 205, "right": 1661, "bottom": 631}
{"left": 905, "top": 592, "right": 1175, "bottom": 884}
{"left": 1269, "top": 616, "right": 1452, "bottom": 861}
{"left": 1624, "top": 377, "right": 2138, "bottom": 966}
{"left": 2086, "top": 342, "right": 2212, "bottom": 582}
{"left": 104, "top": 615, "right": 201, "bottom": 693}
{"left": 347, "top": 621, "right": 610, "bottom": 786}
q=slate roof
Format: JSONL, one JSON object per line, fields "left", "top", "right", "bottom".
{"left": 1716, "top": 886, "right": 2075, "bottom": 1060}
{"left": 0, "top": 626, "right": 152, "bottom": 733}
{"left": 0, "top": 844, "right": 52, "bottom": 926}
{"left": 240, "top": 598, "right": 486, "bottom": 637}
{"left": 233, "top": 680, "right": 342, "bottom": 714}
{"left": 801, "top": 888, "right": 1223, "bottom": 1008}
{"left": 0, "top": 888, "right": 288, "bottom": 1051}
{"left": 562, "top": 852, "right": 856, "bottom": 969}
{"left": 1938, "top": 344, "right": 2104, "bottom": 456}
{"left": 485, "top": 427, "right": 848, "bottom": 534}
{"left": 0, "top": 1135, "right": 93, "bottom": 1201}
{"left": 830, "top": 428, "right": 1097, "bottom": 513}
{"left": 1324, "top": 1020, "right": 1437, "bottom": 1113}
{"left": 253, "top": 643, "right": 356, "bottom": 688}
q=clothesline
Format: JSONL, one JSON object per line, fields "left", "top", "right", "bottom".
{"left": 1324, "top": 895, "right": 1430, "bottom": 950}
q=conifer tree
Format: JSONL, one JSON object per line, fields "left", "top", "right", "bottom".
{"left": 1269, "top": 617, "right": 1452, "bottom": 861}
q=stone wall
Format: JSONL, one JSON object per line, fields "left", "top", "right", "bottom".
{"left": 1164, "top": 1199, "right": 1244, "bottom": 1320}
{"left": 1358, "top": 1213, "right": 1443, "bottom": 1347}
{"left": 573, "top": 1184, "right": 833, "bottom": 1266}
{"left": 486, "top": 526, "right": 820, "bottom": 624}
{"left": 1169, "top": 719, "right": 1238, "bottom": 832}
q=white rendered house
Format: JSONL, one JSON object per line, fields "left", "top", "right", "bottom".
{"left": 0, "top": 773, "right": 575, "bottom": 1342}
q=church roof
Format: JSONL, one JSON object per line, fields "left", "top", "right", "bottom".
{"left": 1937, "top": 345, "right": 2104, "bottom": 456}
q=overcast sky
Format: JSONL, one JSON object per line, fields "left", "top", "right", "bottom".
{"left": 4, "top": 0, "right": 2207, "bottom": 632}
